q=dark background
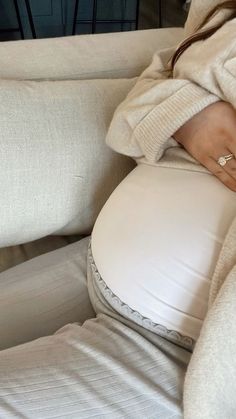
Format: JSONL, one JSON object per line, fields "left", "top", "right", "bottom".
{"left": 0, "top": 0, "right": 188, "bottom": 41}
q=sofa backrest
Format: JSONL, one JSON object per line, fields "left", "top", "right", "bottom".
{"left": 0, "top": 29, "right": 183, "bottom": 81}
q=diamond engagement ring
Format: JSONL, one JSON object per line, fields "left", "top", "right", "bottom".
{"left": 217, "top": 154, "right": 235, "bottom": 167}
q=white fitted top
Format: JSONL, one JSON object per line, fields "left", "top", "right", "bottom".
{"left": 91, "top": 164, "right": 236, "bottom": 341}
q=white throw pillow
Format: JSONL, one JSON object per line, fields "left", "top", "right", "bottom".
{"left": 0, "top": 78, "right": 135, "bottom": 246}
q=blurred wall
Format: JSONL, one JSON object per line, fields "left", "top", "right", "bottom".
{"left": 0, "top": 0, "right": 187, "bottom": 41}
{"left": 139, "top": 0, "right": 187, "bottom": 29}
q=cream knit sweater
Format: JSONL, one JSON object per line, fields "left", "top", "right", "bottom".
{"left": 106, "top": 0, "right": 235, "bottom": 168}
{"left": 106, "top": 1, "right": 236, "bottom": 417}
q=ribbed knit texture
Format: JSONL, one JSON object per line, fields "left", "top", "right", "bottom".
{"left": 0, "top": 237, "right": 190, "bottom": 419}
{"left": 105, "top": 1, "right": 236, "bottom": 417}
{"left": 134, "top": 83, "right": 219, "bottom": 163}
{"left": 106, "top": 1, "right": 235, "bottom": 167}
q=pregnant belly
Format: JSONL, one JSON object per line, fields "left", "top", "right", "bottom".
{"left": 91, "top": 164, "right": 236, "bottom": 340}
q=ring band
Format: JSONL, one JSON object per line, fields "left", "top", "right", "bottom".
{"left": 217, "top": 154, "right": 235, "bottom": 167}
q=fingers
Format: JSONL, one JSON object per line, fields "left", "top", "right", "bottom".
{"left": 209, "top": 146, "right": 236, "bottom": 187}
{"left": 204, "top": 156, "right": 236, "bottom": 192}
{"left": 222, "top": 156, "right": 236, "bottom": 179}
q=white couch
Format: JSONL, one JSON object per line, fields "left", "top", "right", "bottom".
{"left": 0, "top": 27, "right": 183, "bottom": 272}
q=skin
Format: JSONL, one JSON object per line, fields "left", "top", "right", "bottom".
{"left": 173, "top": 101, "right": 236, "bottom": 192}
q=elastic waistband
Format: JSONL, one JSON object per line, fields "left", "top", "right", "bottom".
{"left": 88, "top": 242, "right": 195, "bottom": 352}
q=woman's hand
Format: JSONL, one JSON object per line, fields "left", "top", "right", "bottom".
{"left": 173, "top": 101, "right": 236, "bottom": 191}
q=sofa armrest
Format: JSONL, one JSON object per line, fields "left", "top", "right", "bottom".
{"left": 0, "top": 28, "right": 183, "bottom": 81}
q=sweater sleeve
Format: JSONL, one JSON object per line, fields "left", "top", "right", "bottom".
{"left": 106, "top": 46, "right": 220, "bottom": 163}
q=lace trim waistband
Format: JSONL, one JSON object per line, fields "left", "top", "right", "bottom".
{"left": 88, "top": 243, "right": 194, "bottom": 351}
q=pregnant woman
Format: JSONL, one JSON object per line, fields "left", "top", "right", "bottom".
{"left": 0, "top": 1, "right": 236, "bottom": 418}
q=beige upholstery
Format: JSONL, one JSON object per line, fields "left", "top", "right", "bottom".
{"left": 0, "top": 28, "right": 184, "bottom": 270}
{"left": 0, "top": 29, "right": 183, "bottom": 80}
{"left": 0, "top": 235, "right": 80, "bottom": 273}
{"left": 0, "top": 77, "right": 135, "bottom": 247}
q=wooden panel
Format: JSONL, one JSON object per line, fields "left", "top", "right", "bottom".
{"left": 162, "top": 0, "right": 187, "bottom": 27}
{"left": 0, "top": 0, "right": 64, "bottom": 39}
{"left": 0, "top": 0, "right": 188, "bottom": 41}
{"left": 21, "top": 0, "right": 53, "bottom": 17}
{"left": 22, "top": 0, "right": 64, "bottom": 38}
{"left": 70, "top": 0, "right": 138, "bottom": 35}
{"left": 0, "top": 0, "right": 18, "bottom": 30}
{"left": 139, "top": 0, "right": 187, "bottom": 29}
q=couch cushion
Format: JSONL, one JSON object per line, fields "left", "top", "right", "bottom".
{"left": 0, "top": 77, "right": 135, "bottom": 247}
{"left": 0, "top": 29, "right": 183, "bottom": 81}
{"left": 0, "top": 235, "right": 81, "bottom": 274}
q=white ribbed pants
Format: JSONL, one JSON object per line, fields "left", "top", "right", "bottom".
{"left": 0, "top": 237, "right": 190, "bottom": 418}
